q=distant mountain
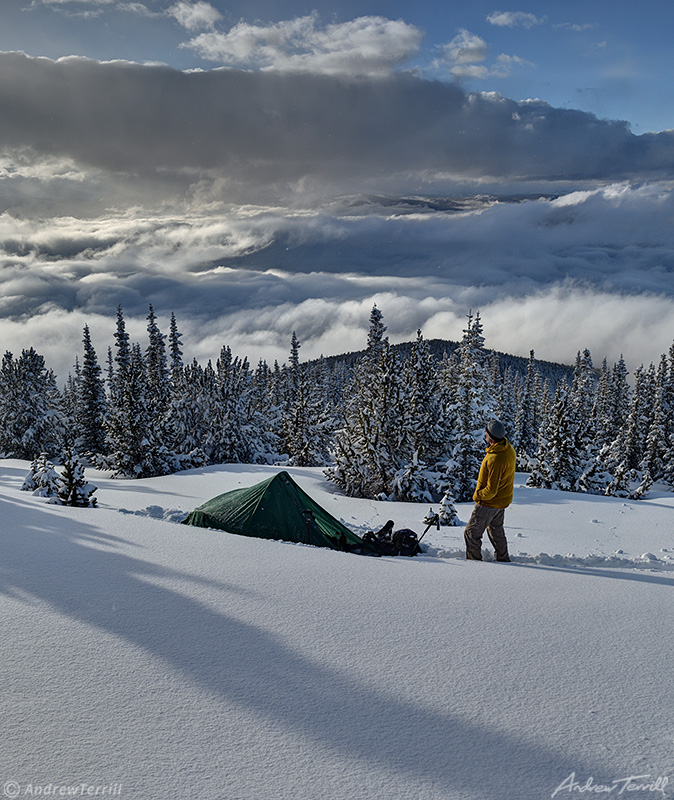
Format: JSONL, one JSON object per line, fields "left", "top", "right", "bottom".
{"left": 317, "top": 336, "right": 575, "bottom": 387}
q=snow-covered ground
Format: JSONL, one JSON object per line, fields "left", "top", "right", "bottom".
{"left": 1, "top": 459, "right": 673, "bottom": 800}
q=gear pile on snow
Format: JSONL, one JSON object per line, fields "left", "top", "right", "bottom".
{"left": 362, "top": 520, "right": 422, "bottom": 557}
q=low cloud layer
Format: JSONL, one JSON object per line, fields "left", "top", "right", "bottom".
{"left": 2, "top": 180, "right": 674, "bottom": 379}
{"left": 181, "top": 13, "right": 423, "bottom": 76}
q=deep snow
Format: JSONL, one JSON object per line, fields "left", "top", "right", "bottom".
{"left": 1, "top": 459, "right": 673, "bottom": 800}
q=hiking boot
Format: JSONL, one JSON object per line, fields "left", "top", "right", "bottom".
{"left": 466, "top": 552, "right": 483, "bottom": 561}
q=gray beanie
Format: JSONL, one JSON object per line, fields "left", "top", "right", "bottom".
{"left": 486, "top": 419, "right": 506, "bottom": 441}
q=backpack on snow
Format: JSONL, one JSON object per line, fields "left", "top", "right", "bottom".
{"left": 363, "top": 520, "right": 421, "bottom": 557}
{"left": 391, "top": 528, "right": 422, "bottom": 557}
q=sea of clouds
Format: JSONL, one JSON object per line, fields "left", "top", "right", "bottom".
{"left": 1, "top": 52, "right": 674, "bottom": 378}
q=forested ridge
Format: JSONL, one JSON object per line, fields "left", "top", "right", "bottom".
{"left": 2, "top": 303, "right": 672, "bottom": 505}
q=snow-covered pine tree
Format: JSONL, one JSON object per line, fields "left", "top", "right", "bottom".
{"left": 0, "top": 348, "right": 65, "bottom": 460}
{"left": 435, "top": 349, "right": 458, "bottom": 433}
{"left": 569, "top": 348, "right": 597, "bottom": 452}
{"left": 168, "top": 311, "right": 183, "bottom": 382}
{"left": 281, "top": 332, "right": 309, "bottom": 465}
{"left": 313, "top": 356, "right": 342, "bottom": 451}
{"left": 53, "top": 448, "right": 98, "bottom": 507}
{"left": 620, "top": 364, "right": 653, "bottom": 473}
{"left": 496, "top": 365, "right": 518, "bottom": 451}
{"left": 638, "top": 355, "right": 670, "bottom": 485}
{"left": 160, "top": 314, "right": 206, "bottom": 469}
{"left": 145, "top": 305, "right": 171, "bottom": 436}
{"left": 488, "top": 350, "right": 501, "bottom": 405}
{"left": 437, "top": 487, "right": 461, "bottom": 526}
{"left": 326, "top": 310, "right": 383, "bottom": 497}
{"left": 164, "top": 358, "right": 209, "bottom": 461}
{"left": 200, "top": 346, "right": 255, "bottom": 464}
{"left": 538, "top": 375, "right": 552, "bottom": 432}
{"left": 392, "top": 451, "right": 440, "bottom": 504}
{"left": 590, "top": 364, "right": 654, "bottom": 499}
{"left": 513, "top": 350, "right": 540, "bottom": 471}
{"left": 663, "top": 342, "right": 674, "bottom": 483}
{"left": 247, "top": 358, "right": 284, "bottom": 464}
{"left": 630, "top": 469, "right": 653, "bottom": 500}
{"left": 570, "top": 348, "right": 603, "bottom": 490}
{"left": 282, "top": 335, "right": 334, "bottom": 467}
{"left": 74, "top": 324, "right": 107, "bottom": 461}
{"left": 527, "top": 381, "right": 580, "bottom": 491}
{"left": 263, "top": 360, "right": 288, "bottom": 460}
{"left": 163, "top": 316, "right": 187, "bottom": 448}
{"left": 610, "top": 356, "right": 631, "bottom": 433}
{"left": 592, "top": 358, "right": 614, "bottom": 447}
{"left": 104, "top": 307, "right": 133, "bottom": 474}
{"left": 406, "top": 329, "right": 447, "bottom": 466}
{"left": 578, "top": 356, "right": 641, "bottom": 497}
{"left": 442, "top": 312, "right": 499, "bottom": 502}
{"left": 390, "top": 330, "right": 451, "bottom": 502}
{"left": 22, "top": 452, "right": 60, "bottom": 497}
{"left": 327, "top": 306, "right": 412, "bottom": 499}
{"left": 577, "top": 441, "right": 618, "bottom": 496}
{"left": 105, "top": 306, "right": 170, "bottom": 478}
{"left": 577, "top": 358, "right": 633, "bottom": 495}
{"left": 62, "top": 361, "right": 80, "bottom": 442}
{"left": 578, "top": 355, "right": 631, "bottom": 496}
{"left": 22, "top": 455, "right": 42, "bottom": 493}
{"left": 324, "top": 358, "right": 349, "bottom": 409}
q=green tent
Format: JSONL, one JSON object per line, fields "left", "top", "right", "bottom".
{"left": 182, "top": 471, "right": 378, "bottom": 554}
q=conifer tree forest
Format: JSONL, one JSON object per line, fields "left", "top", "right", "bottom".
{"left": 2, "top": 302, "right": 673, "bottom": 504}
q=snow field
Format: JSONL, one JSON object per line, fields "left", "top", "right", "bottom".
{"left": 1, "top": 460, "right": 673, "bottom": 800}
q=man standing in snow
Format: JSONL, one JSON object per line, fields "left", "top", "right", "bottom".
{"left": 464, "top": 419, "right": 516, "bottom": 562}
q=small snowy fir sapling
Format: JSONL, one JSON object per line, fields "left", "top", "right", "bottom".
{"left": 52, "top": 449, "right": 98, "bottom": 507}
{"left": 22, "top": 452, "right": 60, "bottom": 497}
{"left": 436, "top": 489, "right": 461, "bottom": 526}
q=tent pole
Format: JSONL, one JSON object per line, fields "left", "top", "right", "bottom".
{"left": 302, "top": 509, "right": 314, "bottom": 545}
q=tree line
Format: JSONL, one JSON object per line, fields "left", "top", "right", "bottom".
{"left": 1, "top": 303, "right": 672, "bottom": 504}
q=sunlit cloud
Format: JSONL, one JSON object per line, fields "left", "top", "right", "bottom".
{"left": 167, "top": 1, "right": 221, "bottom": 32}
{"left": 182, "top": 13, "right": 423, "bottom": 76}
{"left": 487, "top": 11, "right": 545, "bottom": 29}
{"left": 436, "top": 28, "right": 532, "bottom": 80}
{"left": 442, "top": 28, "right": 488, "bottom": 65}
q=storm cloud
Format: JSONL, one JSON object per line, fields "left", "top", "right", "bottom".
{"left": 1, "top": 51, "right": 674, "bottom": 199}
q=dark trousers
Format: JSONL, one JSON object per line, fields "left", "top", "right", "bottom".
{"left": 464, "top": 504, "right": 510, "bottom": 561}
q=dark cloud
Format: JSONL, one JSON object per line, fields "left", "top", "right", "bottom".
{"left": 1, "top": 51, "right": 674, "bottom": 201}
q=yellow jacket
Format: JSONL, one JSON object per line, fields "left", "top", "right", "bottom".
{"left": 473, "top": 439, "right": 517, "bottom": 509}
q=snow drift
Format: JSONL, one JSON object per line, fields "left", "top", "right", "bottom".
{"left": 1, "top": 460, "right": 672, "bottom": 800}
